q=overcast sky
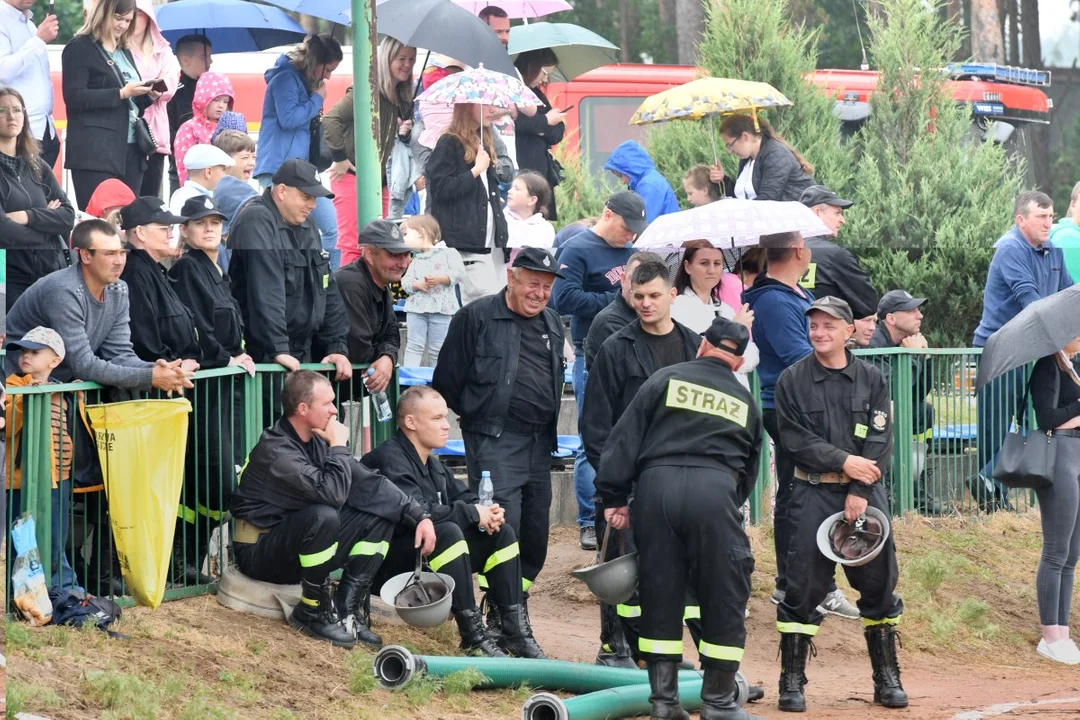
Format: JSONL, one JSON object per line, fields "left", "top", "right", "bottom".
{"left": 1040, "top": 0, "right": 1079, "bottom": 66}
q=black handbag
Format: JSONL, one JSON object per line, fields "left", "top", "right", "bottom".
{"left": 992, "top": 374, "right": 1058, "bottom": 489}
{"left": 309, "top": 113, "right": 332, "bottom": 172}
{"left": 94, "top": 42, "right": 156, "bottom": 156}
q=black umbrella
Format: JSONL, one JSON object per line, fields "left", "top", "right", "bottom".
{"left": 974, "top": 284, "right": 1080, "bottom": 390}
{"left": 375, "top": 0, "right": 517, "bottom": 77}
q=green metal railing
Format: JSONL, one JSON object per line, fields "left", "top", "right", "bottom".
{"left": 5, "top": 362, "right": 396, "bottom": 609}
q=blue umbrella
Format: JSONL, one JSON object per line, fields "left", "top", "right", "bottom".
{"left": 157, "top": 0, "right": 308, "bottom": 54}
{"left": 260, "top": 0, "right": 351, "bottom": 25}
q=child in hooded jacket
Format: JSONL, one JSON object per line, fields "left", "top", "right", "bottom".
{"left": 399, "top": 215, "right": 464, "bottom": 367}
{"left": 173, "top": 72, "right": 235, "bottom": 185}
{"left": 504, "top": 170, "right": 556, "bottom": 259}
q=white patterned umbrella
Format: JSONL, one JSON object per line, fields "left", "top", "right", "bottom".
{"left": 634, "top": 199, "right": 833, "bottom": 249}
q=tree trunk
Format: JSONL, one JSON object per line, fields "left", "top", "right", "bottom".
{"left": 1019, "top": 0, "right": 1041, "bottom": 67}
{"left": 1019, "top": 0, "right": 1049, "bottom": 192}
{"left": 619, "top": 0, "right": 631, "bottom": 62}
{"left": 867, "top": 1, "right": 885, "bottom": 20}
{"left": 658, "top": 0, "right": 678, "bottom": 64}
{"left": 969, "top": 0, "right": 1004, "bottom": 62}
{"left": 675, "top": 0, "right": 705, "bottom": 65}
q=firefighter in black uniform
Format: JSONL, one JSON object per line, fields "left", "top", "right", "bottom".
{"left": 773, "top": 296, "right": 906, "bottom": 713}
{"left": 583, "top": 258, "right": 700, "bottom": 669}
{"left": 597, "top": 317, "right": 763, "bottom": 720}
{"left": 231, "top": 370, "right": 436, "bottom": 648}
{"left": 169, "top": 196, "right": 253, "bottom": 583}
{"left": 363, "top": 386, "right": 544, "bottom": 659}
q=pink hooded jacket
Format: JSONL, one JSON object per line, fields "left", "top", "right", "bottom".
{"left": 130, "top": 0, "right": 180, "bottom": 156}
{"left": 173, "top": 72, "right": 235, "bottom": 185}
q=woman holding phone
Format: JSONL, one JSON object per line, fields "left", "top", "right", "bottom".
{"left": 62, "top": 0, "right": 156, "bottom": 209}
{"left": 513, "top": 48, "right": 565, "bottom": 221}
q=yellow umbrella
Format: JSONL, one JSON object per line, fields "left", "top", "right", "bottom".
{"left": 629, "top": 77, "right": 793, "bottom": 162}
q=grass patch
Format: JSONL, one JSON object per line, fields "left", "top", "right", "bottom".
{"left": 6, "top": 679, "right": 65, "bottom": 716}
{"left": 905, "top": 551, "right": 950, "bottom": 597}
{"left": 82, "top": 670, "right": 162, "bottom": 719}
{"left": 442, "top": 668, "right": 489, "bottom": 695}
{"left": 345, "top": 648, "right": 378, "bottom": 695}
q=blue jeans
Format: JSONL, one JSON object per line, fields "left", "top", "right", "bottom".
{"left": 573, "top": 348, "right": 596, "bottom": 528}
{"left": 404, "top": 312, "right": 452, "bottom": 367}
{"left": 976, "top": 363, "right": 1025, "bottom": 490}
{"left": 258, "top": 174, "right": 340, "bottom": 269}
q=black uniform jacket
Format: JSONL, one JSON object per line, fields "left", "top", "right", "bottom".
{"left": 60, "top": 35, "right": 151, "bottom": 175}
{"left": 227, "top": 190, "right": 349, "bottom": 362}
{"left": 774, "top": 351, "right": 892, "bottom": 500}
{"left": 867, "top": 323, "right": 933, "bottom": 435}
{"left": 335, "top": 259, "right": 400, "bottom": 365}
{"left": 169, "top": 249, "right": 244, "bottom": 369}
{"left": 121, "top": 249, "right": 201, "bottom": 363}
{"left": 595, "top": 356, "right": 762, "bottom": 508}
{"left": 583, "top": 294, "right": 637, "bottom": 371}
{"left": 800, "top": 237, "right": 879, "bottom": 320}
{"left": 231, "top": 417, "right": 426, "bottom": 529}
{"left": 582, "top": 319, "right": 701, "bottom": 469}
{"left": 433, "top": 289, "right": 565, "bottom": 442}
{"left": 362, "top": 433, "right": 481, "bottom": 531}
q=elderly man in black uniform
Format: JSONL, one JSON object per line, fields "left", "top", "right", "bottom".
{"left": 231, "top": 370, "right": 436, "bottom": 648}
{"left": 773, "top": 296, "right": 906, "bottom": 713}
{"left": 363, "top": 385, "right": 544, "bottom": 658}
{"left": 597, "top": 317, "right": 764, "bottom": 720}
{"left": 433, "top": 247, "right": 566, "bottom": 636}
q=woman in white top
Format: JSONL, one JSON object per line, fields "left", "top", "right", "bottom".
{"left": 716, "top": 114, "right": 814, "bottom": 202}
{"left": 671, "top": 240, "right": 759, "bottom": 388}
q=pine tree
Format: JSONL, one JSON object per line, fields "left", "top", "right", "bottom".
{"left": 848, "top": 0, "right": 1023, "bottom": 346}
{"left": 645, "top": 0, "right": 853, "bottom": 200}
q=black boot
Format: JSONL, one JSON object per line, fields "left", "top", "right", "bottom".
{"left": 497, "top": 604, "right": 546, "bottom": 658}
{"left": 170, "top": 534, "right": 211, "bottom": 587}
{"left": 865, "top": 626, "right": 908, "bottom": 708}
{"left": 335, "top": 572, "right": 383, "bottom": 648}
{"left": 747, "top": 685, "right": 765, "bottom": 703}
{"left": 646, "top": 661, "right": 690, "bottom": 720}
{"left": 454, "top": 608, "right": 507, "bottom": 657}
{"left": 700, "top": 667, "right": 765, "bottom": 720}
{"left": 914, "top": 470, "right": 946, "bottom": 516}
{"left": 778, "top": 633, "right": 813, "bottom": 712}
{"left": 289, "top": 579, "right": 356, "bottom": 648}
{"left": 479, "top": 592, "right": 502, "bottom": 643}
{"left": 596, "top": 602, "right": 638, "bottom": 668}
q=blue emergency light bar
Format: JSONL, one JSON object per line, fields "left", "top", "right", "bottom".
{"left": 944, "top": 63, "right": 1051, "bottom": 87}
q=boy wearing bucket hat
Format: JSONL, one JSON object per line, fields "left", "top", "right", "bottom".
{"left": 772, "top": 296, "right": 906, "bottom": 713}
{"left": 596, "top": 316, "right": 764, "bottom": 720}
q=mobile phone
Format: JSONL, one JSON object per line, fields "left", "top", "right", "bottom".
{"left": 151, "top": 79, "right": 168, "bottom": 93}
{"left": 48, "top": 0, "right": 54, "bottom": 15}
{"left": 559, "top": 104, "right": 575, "bottom": 113}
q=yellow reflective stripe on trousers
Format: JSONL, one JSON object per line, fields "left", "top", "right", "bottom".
{"left": 683, "top": 605, "right": 701, "bottom": 620}
{"left": 862, "top": 616, "right": 901, "bottom": 627}
{"left": 349, "top": 540, "right": 390, "bottom": 558}
{"left": 639, "top": 637, "right": 684, "bottom": 655}
{"left": 299, "top": 542, "right": 338, "bottom": 567}
{"left": 483, "top": 541, "right": 520, "bottom": 573}
{"left": 698, "top": 641, "right": 744, "bottom": 662}
{"left": 478, "top": 574, "right": 489, "bottom": 590}
{"left": 300, "top": 596, "right": 318, "bottom": 606}
{"left": 177, "top": 505, "right": 197, "bottom": 524}
{"left": 197, "top": 503, "right": 224, "bottom": 521}
{"left": 428, "top": 540, "right": 469, "bottom": 571}
{"left": 617, "top": 604, "right": 642, "bottom": 618}
{"left": 522, "top": 577, "right": 533, "bottom": 592}
{"left": 776, "top": 622, "right": 820, "bottom": 636}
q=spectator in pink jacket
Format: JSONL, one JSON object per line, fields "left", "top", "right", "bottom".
{"left": 173, "top": 71, "right": 234, "bottom": 186}
{"left": 129, "top": 0, "right": 179, "bottom": 198}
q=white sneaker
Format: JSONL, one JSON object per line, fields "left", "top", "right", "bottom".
{"left": 817, "top": 589, "right": 860, "bottom": 620}
{"left": 1037, "top": 638, "right": 1080, "bottom": 665}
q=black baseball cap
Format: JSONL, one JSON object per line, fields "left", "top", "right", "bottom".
{"left": 605, "top": 191, "right": 647, "bottom": 235}
{"left": 512, "top": 247, "right": 565, "bottom": 278}
{"left": 877, "top": 289, "right": 926, "bottom": 319}
{"left": 120, "top": 196, "right": 187, "bottom": 230}
{"left": 806, "top": 296, "right": 855, "bottom": 324}
{"left": 800, "top": 184, "right": 854, "bottom": 209}
{"left": 181, "top": 195, "right": 227, "bottom": 223}
{"left": 704, "top": 317, "right": 749, "bottom": 356}
{"left": 359, "top": 218, "right": 411, "bottom": 253}
{"left": 272, "top": 158, "right": 334, "bottom": 199}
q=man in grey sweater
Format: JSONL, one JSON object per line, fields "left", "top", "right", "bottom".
{"left": 4, "top": 219, "right": 193, "bottom": 393}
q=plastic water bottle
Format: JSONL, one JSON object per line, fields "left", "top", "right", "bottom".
{"left": 367, "top": 368, "right": 393, "bottom": 423}
{"left": 478, "top": 471, "right": 494, "bottom": 532}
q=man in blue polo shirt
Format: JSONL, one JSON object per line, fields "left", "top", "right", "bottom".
{"left": 971, "top": 190, "right": 1073, "bottom": 511}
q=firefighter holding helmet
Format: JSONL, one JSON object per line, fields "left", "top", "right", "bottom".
{"left": 772, "top": 296, "right": 907, "bottom": 713}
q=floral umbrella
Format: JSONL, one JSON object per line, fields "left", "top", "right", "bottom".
{"left": 417, "top": 65, "right": 541, "bottom": 145}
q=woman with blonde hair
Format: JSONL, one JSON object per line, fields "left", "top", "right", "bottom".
{"left": 62, "top": 0, "right": 156, "bottom": 208}
{"left": 425, "top": 102, "right": 508, "bottom": 304}
{"left": 254, "top": 33, "right": 343, "bottom": 265}
{"left": 718, "top": 114, "right": 814, "bottom": 202}
{"left": 1030, "top": 337, "right": 1080, "bottom": 664}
